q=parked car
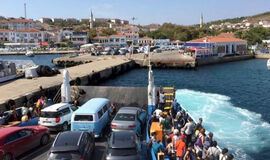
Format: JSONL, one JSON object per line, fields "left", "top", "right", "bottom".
{"left": 0, "top": 126, "right": 50, "bottom": 160}
{"left": 111, "top": 107, "right": 147, "bottom": 136}
{"left": 153, "top": 48, "right": 162, "bottom": 53}
{"left": 71, "top": 98, "right": 111, "bottom": 138}
{"left": 39, "top": 103, "right": 78, "bottom": 131}
{"left": 150, "top": 46, "right": 160, "bottom": 52}
{"left": 260, "top": 49, "right": 269, "bottom": 54}
{"left": 106, "top": 131, "right": 141, "bottom": 160}
{"left": 119, "top": 48, "right": 128, "bottom": 55}
{"left": 47, "top": 131, "right": 95, "bottom": 160}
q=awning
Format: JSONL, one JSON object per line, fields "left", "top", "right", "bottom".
{"left": 39, "top": 42, "right": 49, "bottom": 46}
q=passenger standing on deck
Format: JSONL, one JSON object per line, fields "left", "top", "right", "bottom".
{"left": 183, "top": 117, "right": 194, "bottom": 146}
{"left": 219, "top": 148, "right": 228, "bottom": 160}
{"left": 175, "top": 137, "right": 186, "bottom": 160}
{"left": 195, "top": 118, "right": 203, "bottom": 131}
{"left": 206, "top": 141, "right": 220, "bottom": 160}
{"left": 159, "top": 91, "right": 165, "bottom": 110}
{"left": 172, "top": 99, "right": 180, "bottom": 118}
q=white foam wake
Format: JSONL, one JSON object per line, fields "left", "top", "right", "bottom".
{"left": 176, "top": 89, "right": 270, "bottom": 160}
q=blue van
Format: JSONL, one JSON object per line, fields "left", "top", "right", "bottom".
{"left": 71, "top": 98, "right": 111, "bottom": 138}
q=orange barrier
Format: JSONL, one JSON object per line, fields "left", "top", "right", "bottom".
{"left": 150, "top": 122, "right": 163, "bottom": 142}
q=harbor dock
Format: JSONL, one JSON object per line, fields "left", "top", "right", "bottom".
{"left": 255, "top": 53, "right": 270, "bottom": 59}
{"left": 0, "top": 58, "right": 136, "bottom": 111}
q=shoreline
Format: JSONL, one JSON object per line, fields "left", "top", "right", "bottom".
{"left": 0, "top": 50, "right": 79, "bottom": 55}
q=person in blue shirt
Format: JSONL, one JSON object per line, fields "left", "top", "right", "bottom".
{"left": 152, "top": 139, "right": 166, "bottom": 156}
{"left": 172, "top": 99, "right": 180, "bottom": 118}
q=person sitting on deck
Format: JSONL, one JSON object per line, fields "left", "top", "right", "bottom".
{"left": 226, "top": 154, "right": 234, "bottom": 160}
{"left": 21, "top": 110, "right": 29, "bottom": 122}
{"left": 175, "top": 136, "right": 186, "bottom": 160}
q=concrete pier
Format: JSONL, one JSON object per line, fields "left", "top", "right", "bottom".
{"left": 0, "top": 59, "right": 136, "bottom": 111}
{"left": 255, "top": 54, "right": 270, "bottom": 59}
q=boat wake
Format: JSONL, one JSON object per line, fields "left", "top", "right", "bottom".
{"left": 176, "top": 89, "right": 270, "bottom": 160}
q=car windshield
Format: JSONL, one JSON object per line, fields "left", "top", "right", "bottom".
{"left": 48, "top": 151, "right": 81, "bottom": 160}
{"left": 114, "top": 113, "right": 135, "bottom": 121}
{"left": 40, "top": 111, "right": 59, "bottom": 118}
{"left": 74, "top": 115, "right": 93, "bottom": 121}
{"left": 108, "top": 148, "right": 137, "bottom": 156}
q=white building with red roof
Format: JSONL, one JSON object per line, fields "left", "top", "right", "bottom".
{"left": 0, "top": 28, "right": 45, "bottom": 43}
{"left": 8, "top": 19, "right": 34, "bottom": 30}
{"left": 138, "top": 36, "right": 153, "bottom": 46}
{"left": 185, "top": 34, "right": 247, "bottom": 58}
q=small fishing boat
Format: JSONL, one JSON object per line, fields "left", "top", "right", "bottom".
{"left": 25, "top": 50, "right": 35, "bottom": 57}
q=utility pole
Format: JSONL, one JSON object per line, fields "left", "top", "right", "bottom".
{"left": 24, "top": 3, "right": 27, "bottom": 19}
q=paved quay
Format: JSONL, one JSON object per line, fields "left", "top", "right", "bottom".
{"left": 255, "top": 53, "right": 270, "bottom": 59}
{"left": 0, "top": 58, "right": 135, "bottom": 110}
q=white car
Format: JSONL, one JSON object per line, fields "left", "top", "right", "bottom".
{"left": 39, "top": 103, "right": 78, "bottom": 131}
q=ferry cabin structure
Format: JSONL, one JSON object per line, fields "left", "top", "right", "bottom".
{"left": 185, "top": 35, "right": 247, "bottom": 59}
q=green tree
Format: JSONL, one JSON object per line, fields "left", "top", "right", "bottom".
{"left": 101, "top": 28, "right": 117, "bottom": 36}
{"left": 66, "top": 41, "right": 73, "bottom": 47}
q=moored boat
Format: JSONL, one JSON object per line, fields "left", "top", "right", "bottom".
{"left": 267, "top": 59, "right": 270, "bottom": 70}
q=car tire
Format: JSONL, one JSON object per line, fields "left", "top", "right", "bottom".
{"left": 40, "top": 134, "right": 49, "bottom": 146}
{"left": 3, "top": 153, "right": 13, "bottom": 160}
{"left": 62, "top": 122, "right": 69, "bottom": 131}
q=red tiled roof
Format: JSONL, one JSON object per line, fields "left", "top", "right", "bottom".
{"left": 124, "top": 33, "right": 139, "bottom": 36}
{"left": 0, "top": 29, "right": 10, "bottom": 32}
{"left": 9, "top": 19, "right": 33, "bottom": 23}
{"left": 93, "top": 36, "right": 108, "bottom": 39}
{"left": 188, "top": 36, "right": 246, "bottom": 43}
{"left": 110, "top": 34, "right": 125, "bottom": 38}
{"left": 139, "top": 36, "right": 152, "bottom": 40}
{"left": 16, "top": 28, "right": 41, "bottom": 33}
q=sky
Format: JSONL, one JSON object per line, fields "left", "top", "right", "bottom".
{"left": 0, "top": 0, "right": 270, "bottom": 25}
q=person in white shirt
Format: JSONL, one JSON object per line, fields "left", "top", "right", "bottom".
{"left": 219, "top": 148, "right": 228, "bottom": 160}
{"left": 206, "top": 141, "right": 220, "bottom": 160}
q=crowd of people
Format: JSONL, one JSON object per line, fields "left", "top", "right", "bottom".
{"left": 0, "top": 86, "right": 52, "bottom": 126}
{"left": 148, "top": 95, "right": 234, "bottom": 160}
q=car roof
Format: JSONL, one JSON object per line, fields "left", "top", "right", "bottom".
{"left": 41, "top": 103, "right": 70, "bottom": 112}
{"left": 118, "top": 107, "right": 140, "bottom": 114}
{"left": 0, "top": 126, "right": 45, "bottom": 140}
{"left": 109, "top": 131, "right": 137, "bottom": 149}
{"left": 53, "top": 131, "right": 83, "bottom": 147}
{"left": 74, "top": 98, "right": 109, "bottom": 114}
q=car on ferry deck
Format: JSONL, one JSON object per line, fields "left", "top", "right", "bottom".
{"left": 39, "top": 103, "right": 78, "bottom": 132}
{"left": 111, "top": 107, "right": 147, "bottom": 136}
{"left": 71, "top": 98, "right": 111, "bottom": 138}
{"left": 0, "top": 126, "right": 50, "bottom": 160}
{"left": 106, "top": 131, "right": 141, "bottom": 160}
{"left": 47, "top": 131, "right": 94, "bottom": 160}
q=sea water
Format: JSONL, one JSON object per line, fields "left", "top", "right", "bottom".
{"left": 101, "top": 59, "right": 270, "bottom": 159}
{"left": 176, "top": 89, "right": 270, "bottom": 160}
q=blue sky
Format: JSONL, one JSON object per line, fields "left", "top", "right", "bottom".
{"left": 0, "top": 0, "right": 270, "bottom": 25}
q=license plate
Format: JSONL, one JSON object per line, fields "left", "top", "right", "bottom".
{"left": 43, "top": 121, "right": 51, "bottom": 123}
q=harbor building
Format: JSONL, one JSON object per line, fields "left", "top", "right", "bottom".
{"left": 8, "top": 19, "right": 34, "bottom": 30}
{"left": 185, "top": 34, "right": 247, "bottom": 58}
{"left": 108, "top": 34, "right": 126, "bottom": 47}
{"left": 51, "top": 18, "right": 64, "bottom": 23}
{"left": 125, "top": 33, "right": 139, "bottom": 45}
{"left": 138, "top": 37, "right": 153, "bottom": 46}
{"left": 70, "top": 32, "right": 88, "bottom": 46}
{"left": 0, "top": 28, "right": 45, "bottom": 43}
{"left": 39, "top": 18, "right": 52, "bottom": 24}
